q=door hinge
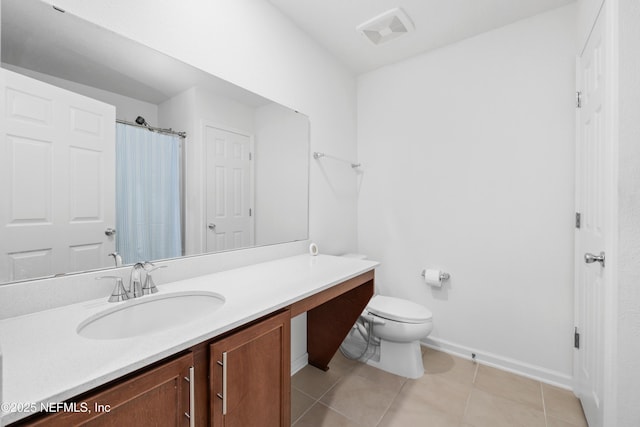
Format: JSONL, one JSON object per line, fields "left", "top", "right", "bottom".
{"left": 249, "top": 208, "right": 252, "bottom": 217}
{"left": 574, "top": 327, "right": 580, "bottom": 349}
{"left": 576, "top": 91, "right": 582, "bottom": 108}
{"left": 575, "top": 212, "right": 581, "bottom": 229}
{"left": 249, "top": 152, "right": 253, "bottom": 161}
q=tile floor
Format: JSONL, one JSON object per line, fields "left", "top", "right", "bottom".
{"left": 291, "top": 347, "right": 588, "bottom": 427}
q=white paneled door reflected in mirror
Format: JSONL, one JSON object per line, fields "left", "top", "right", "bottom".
{"left": 0, "top": 0, "right": 310, "bottom": 284}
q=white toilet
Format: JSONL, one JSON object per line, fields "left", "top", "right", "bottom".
{"left": 364, "top": 295, "right": 433, "bottom": 379}
{"left": 342, "top": 254, "right": 433, "bottom": 379}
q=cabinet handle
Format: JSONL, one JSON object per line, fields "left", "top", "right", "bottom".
{"left": 184, "top": 366, "right": 195, "bottom": 427}
{"left": 217, "top": 352, "right": 228, "bottom": 415}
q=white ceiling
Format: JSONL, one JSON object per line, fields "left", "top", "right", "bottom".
{"left": 267, "top": 0, "right": 576, "bottom": 74}
{"left": 2, "top": 0, "right": 577, "bottom": 99}
{"left": 1, "top": 0, "right": 271, "bottom": 106}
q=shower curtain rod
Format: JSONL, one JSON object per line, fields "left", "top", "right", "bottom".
{"left": 116, "top": 119, "right": 187, "bottom": 138}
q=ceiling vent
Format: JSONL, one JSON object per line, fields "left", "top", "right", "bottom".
{"left": 356, "top": 7, "right": 414, "bottom": 46}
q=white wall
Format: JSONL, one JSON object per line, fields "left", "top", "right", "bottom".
{"left": 158, "top": 88, "right": 197, "bottom": 141}
{"left": 357, "top": 4, "right": 577, "bottom": 385}
{"left": 615, "top": 0, "right": 640, "bottom": 423}
{"left": 194, "top": 88, "right": 256, "bottom": 134}
{"left": 254, "top": 103, "right": 309, "bottom": 246}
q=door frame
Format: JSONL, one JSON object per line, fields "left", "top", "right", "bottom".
{"left": 601, "top": 2, "right": 619, "bottom": 425}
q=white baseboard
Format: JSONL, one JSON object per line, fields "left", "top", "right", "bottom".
{"left": 422, "top": 337, "right": 573, "bottom": 390}
{"left": 291, "top": 352, "right": 308, "bottom": 375}
{"left": 290, "top": 339, "right": 573, "bottom": 389}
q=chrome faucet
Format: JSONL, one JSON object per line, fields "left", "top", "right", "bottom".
{"left": 107, "top": 252, "right": 122, "bottom": 267}
{"left": 99, "top": 263, "right": 167, "bottom": 302}
{"left": 96, "top": 276, "right": 129, "bottom": 302}
{"left": 128, "top": 263, "right": 145, "bottom": 298}
{"left": 142, "top": 261, "right": 167, "bottom": 295}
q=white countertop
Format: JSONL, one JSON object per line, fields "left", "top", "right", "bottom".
{"left": 0, "top": 254, "right": 377, "bottom": 425}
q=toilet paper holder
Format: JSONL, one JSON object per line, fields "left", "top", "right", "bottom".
{"left": 421, "top": 270, "right": 450, "bottom": 281}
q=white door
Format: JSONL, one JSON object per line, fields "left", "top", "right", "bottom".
{"left": 0, "top": 69, "right": 116, "bottom": 282}
{"left": 574, "top": 8, "right": 609, "bottom": 427}
{"left": 203, "top": 124, "right": 254, "bottom": 252}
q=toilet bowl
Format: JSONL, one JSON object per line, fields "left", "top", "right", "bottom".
{"left": 341, "top": 253, "right": 433, "bottom": 378}
{"left": 364, "top": 295, "right": 433, "bottom": 379}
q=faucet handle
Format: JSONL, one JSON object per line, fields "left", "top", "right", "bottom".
{"left": 96, "top": 276, "right": 129, "bottom": 303}
{"left": 128, "top": 263, "right": 145, "bottom": 298}
{"left": 142, "top": 261, "right": 167, "bottom": 273}
{"left": 142, "top": 262, "right": 166, "bottom": 295}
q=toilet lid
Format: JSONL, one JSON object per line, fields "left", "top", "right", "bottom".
{"left": 367, "top": 295, "right": 432, "bottom": 324}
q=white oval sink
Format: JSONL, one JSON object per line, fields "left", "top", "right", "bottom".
{"left": 77, "top": 291, "right": 225, "bottom": 340}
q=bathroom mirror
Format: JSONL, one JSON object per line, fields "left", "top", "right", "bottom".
{"left": 0, "top": 0, "right": 310, "bottom": 284}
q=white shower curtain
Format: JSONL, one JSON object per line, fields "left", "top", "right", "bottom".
{"left": 116, "top": 123, "right": 182, "bottom": 265}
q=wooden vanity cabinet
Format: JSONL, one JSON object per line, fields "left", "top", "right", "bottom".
{"left": 9, "top": 271, "right": 373, "bottom": 427}
{"left": 210, "top": 310, "right": 291, "bottom": 427}
{"left": 13, "top": 311, "right": 291, "bottom": 427}
{"left": 17, "top": 352, "right": 194, "bottom": 426}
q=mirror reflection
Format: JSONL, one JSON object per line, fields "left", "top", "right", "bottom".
{"left": 0, "top": 0, "right": 310, "bottom": 284}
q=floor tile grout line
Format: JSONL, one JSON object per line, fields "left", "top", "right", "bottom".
{"left": 471, "top": 361, "right": 551, "bottom": 412}
{"left": 471, "top": 359, "right": 479, "bottom": 384}
{"left": 373, "top": 377, "right": 408, "bottom": 426}
{"left": 291, "top": 385, "right": 320, "bottom": 402}
{"left": 290, "top": 386, "right": 320, "bottom": 426}
{"left": 319, "top": 368, "right": 409, "bottom": 427}
{"left": 291, "top": 374, "right": 345, "bottom": 426}
{"left": 290, "top": 404, "right": 312, "bottom": 426}
{"left": 318, "top": 373, "right": 344, "bottom": 401}
{"left": 315, "top": 400, "right": 370, "bottom": 427}
{"left": 540, "top": 381, "right": 549, "bottom": 427}
{"left": 461, "top": 360, "right": 480, "bottom": 424}
{"left": 303, "top": 370, "right": 356, "bottom": 424}
{"left": 463, "top": 392, "right": 474, "bottom": 424}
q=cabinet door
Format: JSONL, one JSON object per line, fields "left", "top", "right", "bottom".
{"left": 210, "top": 310, "right": 291, "bottom": 427}
{"left": 20, "top": 353, "right": 194, "bottom": 426}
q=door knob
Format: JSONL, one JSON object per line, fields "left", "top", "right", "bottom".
{"left": 105, "top": 228, "right": 117, "bottom": 236}
{"left": 208, "top": 223, "right": 216, "bottom": 231}
{"left": 584, "top": 251, "right": 605, "bottom": 267}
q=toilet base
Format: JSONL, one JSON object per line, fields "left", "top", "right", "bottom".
{"left": 365, "top": 339, "right": 424, "bottom": 379}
